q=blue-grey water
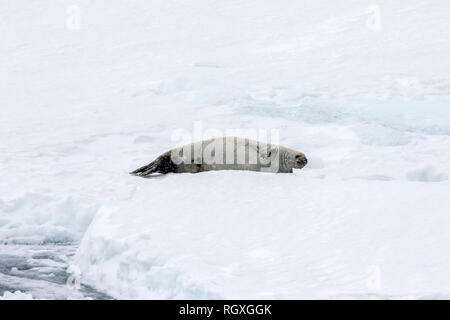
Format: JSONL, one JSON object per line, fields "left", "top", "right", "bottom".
{"left": 0, "top": 244, "right": 112, "bottom": 299}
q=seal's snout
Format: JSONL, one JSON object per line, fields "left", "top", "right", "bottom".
{"left": 295, "top": 153, "right": 308, "bottom": 168}
{"left": 299, "top": 157, "right": 308, "bottom": 166}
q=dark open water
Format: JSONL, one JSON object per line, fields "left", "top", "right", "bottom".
{"left": 0, "top": 244, "right": 112, "bottom": 299}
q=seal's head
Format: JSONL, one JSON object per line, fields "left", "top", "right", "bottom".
{"left": 279, "top": 150, "right": 308, "bottom": 172}
{"left": 294, "top": 152, "right": 308, "bottom": 169}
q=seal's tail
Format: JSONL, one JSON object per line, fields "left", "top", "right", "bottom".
{"left": 130, "top": 160, "right": 159, "bottom": 176}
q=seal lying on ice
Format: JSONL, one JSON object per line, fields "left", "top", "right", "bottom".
{"left": 130, "top": 137, "right": 307, "bottom": 176}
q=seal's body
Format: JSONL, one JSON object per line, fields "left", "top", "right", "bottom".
{"left": 131, "top": 137, "right": 307, "bottom": 176}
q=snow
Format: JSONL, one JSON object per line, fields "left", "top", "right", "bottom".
{"left": 1, "top": 0, "right": 450, "bottom": 299}
{"left": 75, "top": 172, "right": 450, "bottom": 299}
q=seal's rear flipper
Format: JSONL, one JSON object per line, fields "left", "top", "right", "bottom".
{"left": 130, "top": 161, "right": 159, "bottom": 176}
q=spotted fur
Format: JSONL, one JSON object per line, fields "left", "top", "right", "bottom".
{"left": 130, "top": 137, "right": 307, "bottom": 177}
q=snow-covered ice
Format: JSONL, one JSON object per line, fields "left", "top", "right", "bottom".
{"left": 75, "top": 172, "right": 450, "bottom": 299}
{"left": 1, "top": 0, "right": 449, "bottom": 299}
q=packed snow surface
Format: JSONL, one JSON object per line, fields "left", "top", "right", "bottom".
{"left": 1, "top": 0, "right": 449, "bottom": 299}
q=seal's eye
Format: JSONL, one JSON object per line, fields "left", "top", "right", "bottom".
{"left": 295, "top": 154, "right": 301, "bottom": 159}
